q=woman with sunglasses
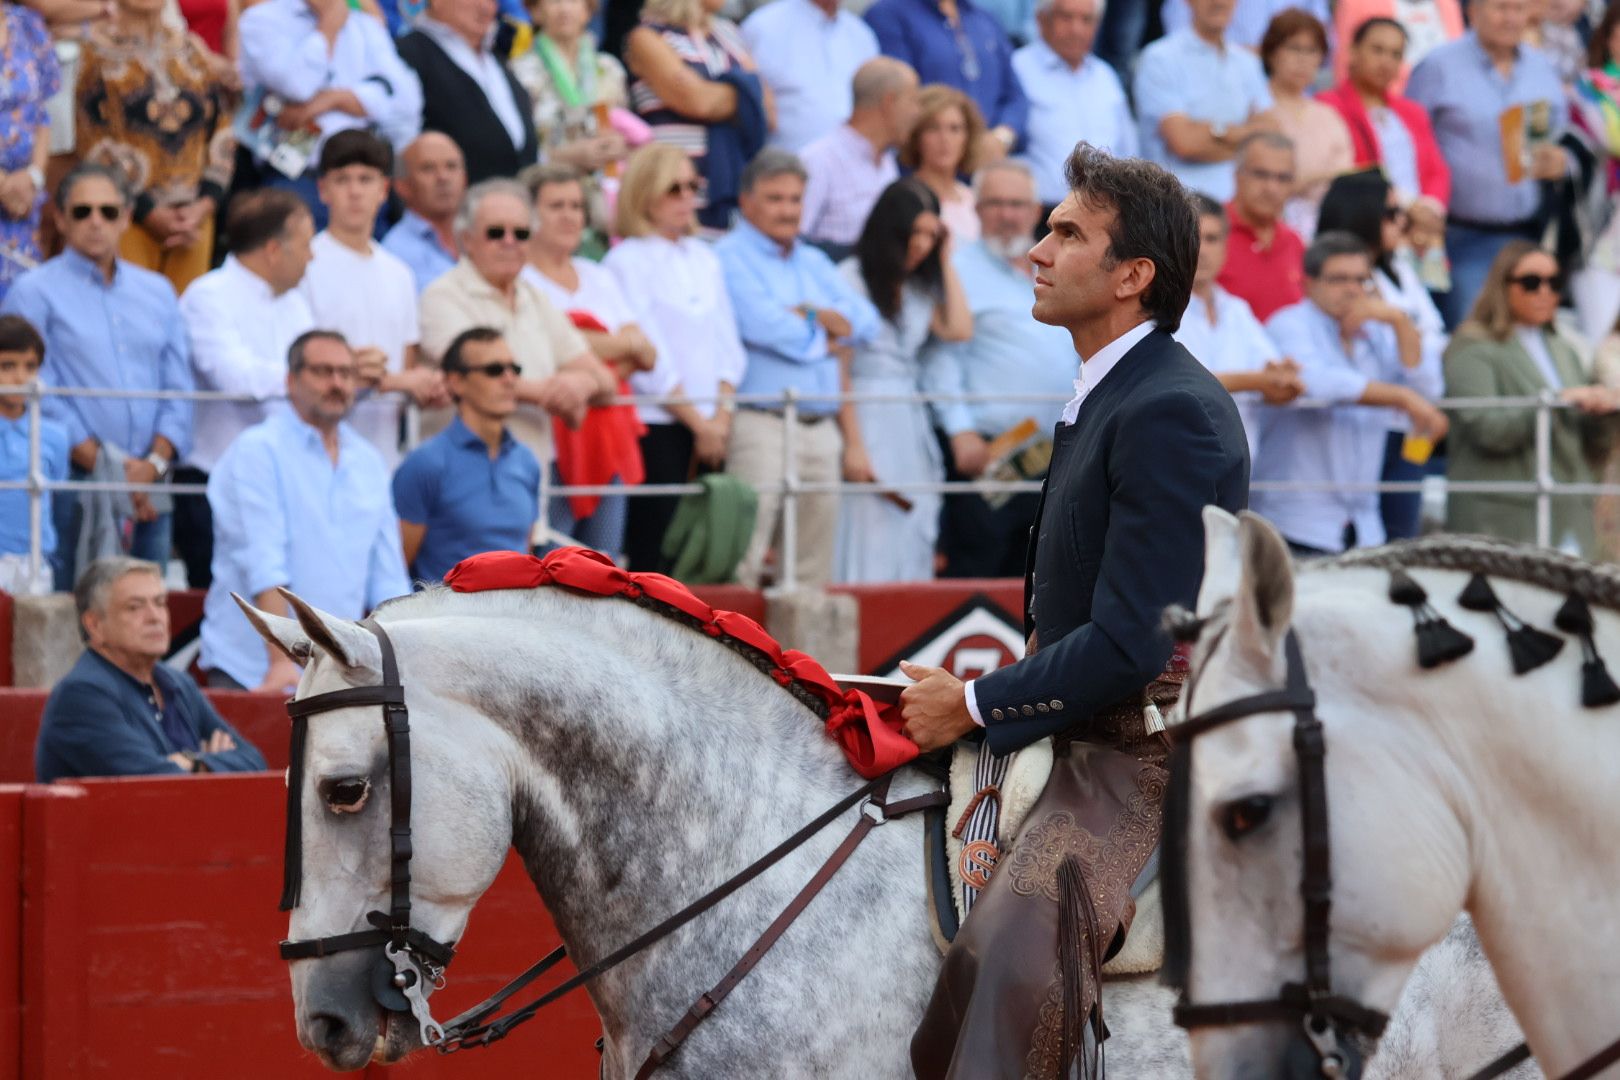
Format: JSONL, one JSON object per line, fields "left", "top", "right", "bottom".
{"left": 1443, "top": 240, "right": 1620, "bottom": 555}
{"left": 835, "top": 178, "right": 971, "bottom": 583}
{"left": 1318, "top": 168, "right": 1447, "bottom": 539}
{"left": 603, "top": 143, "right": 746, "bottom": 572}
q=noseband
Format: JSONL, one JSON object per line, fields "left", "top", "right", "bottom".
{"left": 1162, "top": 628, "right": 1389, "bottom": 1079}
{"left": 277, "top": 619, "right": 457, "bottom": 1046}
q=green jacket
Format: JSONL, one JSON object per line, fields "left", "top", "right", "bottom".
{"left": 1443, "top": 327, "right": 1605, "bottom": 556}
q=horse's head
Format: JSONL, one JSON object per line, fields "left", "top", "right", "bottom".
{"left": 238, "top": 590, "right": 518, "bottom": 1071}
{"left": 1166, "top": 509, "right": 1472, "bottom": 1079}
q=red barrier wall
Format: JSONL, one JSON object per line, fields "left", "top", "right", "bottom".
{"left": 1, "top": 786, "right": 21, "bottom": 1080}
{"left": 11, "top": 775, "right": 601, "bottom": 1079}
{"left": 834, "top": 580, "right": 1025, "bottom": 675}
{"left": 0, "top": 591, "right": 13, "bottom": 688}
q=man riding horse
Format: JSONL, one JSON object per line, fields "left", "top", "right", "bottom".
{"left": 899, "top": 143, "right": 1250, "bottom": 1078}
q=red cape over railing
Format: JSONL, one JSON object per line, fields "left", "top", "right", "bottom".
{"left": 443, "top": 549, "right": 920, "bottom": 778}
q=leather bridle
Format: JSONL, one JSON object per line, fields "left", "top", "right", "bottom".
{"left": 1162, "top": 628, "right": 1389, "bottom": 1079}
{"left": 275, "top": 618, "right": 946, "bottom": 1072}
{"left": 278, "top": 619, "right": 457, "bottom": 1046}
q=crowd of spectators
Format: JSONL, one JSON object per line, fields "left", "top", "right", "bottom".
{"left": 4, "top": 0, "right": 1620, "bottom": 720}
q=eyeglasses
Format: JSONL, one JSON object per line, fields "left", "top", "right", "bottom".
{"left": 454, "top": 361, "right": 522, "bottom": 378}
{"left": 1509, "top": 272, "right": 1563, "bottom": 293}
{"left": 665, "top": 180, "right": 701, "bottom": 198}
{"left": 484, "top": 225, "right": 532, "bottom": 242}
{"left": 1242, "top": 167, "right": 1296, "bottom": 186}
{"left": 1382, "top": 206, "right": 1409, "bottom": 224}
{"left": 1319, "top": 273, "right": 1374, "bottom": 287}
{"left": 69, "top": 204, "right": 121, "bottom": 222}
{"left": 978, "top": 198, "right": 1035, "bottom": 212}
{"left": 299, "top": 364, "right": 358, "bottom": 380}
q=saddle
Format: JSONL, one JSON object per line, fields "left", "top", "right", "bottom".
{"left": 911, "top": 659, "right": 1185, "bottom": 1080}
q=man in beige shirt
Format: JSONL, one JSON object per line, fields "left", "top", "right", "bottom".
{"left": 419, "top": 178, "right": 615, "bottom": 465}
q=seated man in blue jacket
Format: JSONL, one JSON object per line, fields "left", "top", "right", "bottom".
{"left": 36, "top": 556, "right": 267, "bottom": 782}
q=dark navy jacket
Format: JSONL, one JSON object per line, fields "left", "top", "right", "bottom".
{"left": 35, "top": 649, "right": 268, "bottom": 782}
{"left": 972, "top": 328, "right": 1250, "bottom": 756}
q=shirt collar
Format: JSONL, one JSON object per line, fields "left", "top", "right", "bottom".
{"left": 1466, "top": 30, "right": 1520, "bottom": 69}
{"left": 223, "top": 254, "right": 276, "bottom": 302}
{"left": 1031, "top": 38, "right": 1087, "bottom": 73}
{"left": 447, "top": 413, "right": 512, "bottom": 452}
{"left": 733, "top": 216, "right": 796, "bottom": 260}
{"left": 86, "top": 646, "right": 174, "bottom": 695}
{"left": 61, "top": 246, "right": 119, "bottom": 286}
{"left": 1079, "top": 320, "right": 1155, "bottom": 388}
{"left": 271, "top": 401, "right": 355, "bottom": 454}
{"left": 420, "top": 16, "right": 496, "bottom": 59}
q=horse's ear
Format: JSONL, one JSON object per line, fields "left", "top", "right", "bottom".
{"left": 1196, "top": 505, "right": 1242, "bottom": 617}
{"left": 232, "top": 593, "right": 313, "bottom": 665}
{"left": 276, "top": 588, "right": 380, "bottom": 673}
{"left": 1229, "top": 511, "right": 1295, "bottom": 671}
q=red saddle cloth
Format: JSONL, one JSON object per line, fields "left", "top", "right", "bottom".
{"left": 444, "top": 548, "right": 919, "bottom": 779}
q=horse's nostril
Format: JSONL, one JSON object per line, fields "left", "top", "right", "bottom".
{"left": 307, "top": 1011, "right": 353, "bottom": 1050}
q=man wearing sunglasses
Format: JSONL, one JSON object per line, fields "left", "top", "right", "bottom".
{"left": 0, "top": 164, "right": 193, "bottom": 590}
{"left": 419, "top": 179, "right": 616, "bottom": 489}
{"left": 392, "top": 327, "right": 539, "bottom": 583}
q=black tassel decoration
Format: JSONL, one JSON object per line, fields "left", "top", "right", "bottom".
{"left": 1457, "top": 573, "right": 1565, "bottom": 675}
{"left": 1387, "top": 569, "right": 1475, "bottom": 669}
{"left": 1554, "top": 593, "right": 1620, "bottom": 708}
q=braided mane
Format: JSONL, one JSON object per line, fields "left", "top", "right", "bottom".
{"left": 1313, "top": 534, "right": 1620, "bottom": 611}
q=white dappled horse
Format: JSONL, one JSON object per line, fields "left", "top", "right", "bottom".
{"left": 240, "top": 575, "right": 1528, "bottom": 1076}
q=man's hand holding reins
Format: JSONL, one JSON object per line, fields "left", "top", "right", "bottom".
{"left": 898, "top": 660, "right": 978, "bottom": 751}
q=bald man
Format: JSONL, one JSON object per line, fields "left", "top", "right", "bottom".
{"left": 381, "top": 132, "right": 468, "bottom": 293}
{"left": 799, "top": 57, "right": 920, "bottom": 260}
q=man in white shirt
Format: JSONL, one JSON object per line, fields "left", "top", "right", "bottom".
{"left": 1254, "top": 231, "right": 1448, "bottom": 555}
{"left": 1012, "top": 0, "right": 1136, "bottom": 213}
{"left": 799, "top": 57, "right": 920, "bottom": 261}
{"left": 176, "top": 190, "right": 317, "bottom": 588}
{"left": 1175, "top": 192, "right": 1303, "bottom": 465}
{"left": 302, "top": 130, "right": 446, "bottom": 469}
{"left": 237, "top": 0, "right": 423, "bottom": 226}
{"left": 743, "top": 0, "right": 880, "bottom": 153}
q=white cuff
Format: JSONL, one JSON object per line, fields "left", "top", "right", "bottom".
{"left": 963, "top": 679, "right": 985, "bottom": 727}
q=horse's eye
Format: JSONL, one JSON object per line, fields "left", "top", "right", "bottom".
{"left": 1220, "top": 795, "right": 1274, "bottom": 841}
{"left": 319, "top": 777, "right": 371, "bottom": 814}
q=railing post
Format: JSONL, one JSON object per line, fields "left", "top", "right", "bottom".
{"left": 1534, "top": 390, "right": 1552, "bottom": 549}
{"left": 780, "top": 388, "right": 799, "bottom": 592}
{"left": 26, "top": 377, "right": 44, "bottom": 587}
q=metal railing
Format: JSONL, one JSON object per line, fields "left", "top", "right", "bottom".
{"left": 0, "top": 382, "right": 1611, "bottom": 591}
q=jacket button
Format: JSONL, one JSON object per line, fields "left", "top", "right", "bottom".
{"left": 1021, "top": 705, "right": 1034, "bottom": 716}
{"left": 1036, "top": 703, "right": 1049, "bottom": 714}
{"left": 1051, "top": 700, "right": 1064, "bottom": 711}
{"left": 991, "top": 708, "right": 1004, "bottom": 721}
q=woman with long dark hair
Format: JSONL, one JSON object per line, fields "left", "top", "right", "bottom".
{"left": 835, "top": 178, "right": 971, "bottom": 582}
{"left": 1318, "top": 168, "right": 1446, "bottom": 539}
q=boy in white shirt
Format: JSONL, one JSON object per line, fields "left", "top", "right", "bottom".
{"left": 302, "top": 130, "right": 446, "bottom": 467}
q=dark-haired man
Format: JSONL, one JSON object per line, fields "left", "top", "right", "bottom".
{"left": 900, "top": 143, "right": 1250, "bottom": 1078}
{"left": 1255, "top": 231, "right": 1447, "bottom": 555}
{"left": 176, "top": 189, "right": 316, "bottom": 587}
{"left": 201, "top": 330, "right": 409, "bottom": 693}
{"left": 0, "top": 315, "right": 68, "bottom": 590}
{"left": 1, "top": 164, "right": 193, "bottom": 589}
{"left": 392, "top": 328, "right": 539, "bottom": 582}
{"left": 302, "top": 130, "right": 444, "bottom": 468}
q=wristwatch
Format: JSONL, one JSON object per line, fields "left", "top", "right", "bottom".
{"left": 145, "top": 451, "right": 172, "bottom": 480}
{"left": 1210, "top": 121, "right": 1229, "bottom": 144}
{"left": 25, "top": 165, "right": 44, "bottom": 192}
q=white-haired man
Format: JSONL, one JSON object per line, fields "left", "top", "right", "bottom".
{"left": 418, "top": 178, "right": 616, "bottom": 468}
{"left": 1012, "top": 0, "right": 1135, "bottom": 215}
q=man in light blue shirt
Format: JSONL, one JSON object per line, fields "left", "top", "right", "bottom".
{"left": 1012, "top": 0, "right": 1135, "bottom": 210}
{"left": 0, "top": 317, "right": 67, "bottom": 579}
{"left": 716, "top": 149, "right": 880, "bottom": 588}
{"left": 1, "top": 164, "right": 192, "bottom": 590}
{"left": 201, "top": 329, "right": 410, "bottom": 693}
{"left": 1252, "top": 232, "right": 1449, "bottom": 555}
{"left": 921, "top": 161, "right": 1075, "bottom": 577}
{"left": 382, "top": 133, "right": 466, "bottom": 293}
{"left": 1406, "top": 0, "right": 1570, "bottom": 327}
{"left": 1133, "top": 0, "right": 1274, "bottom": 202}
{"left": 743, "top": 0, "right": 880, "bottom": 153}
